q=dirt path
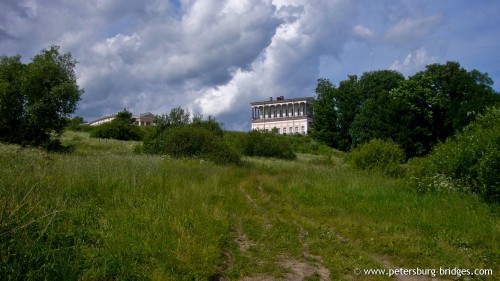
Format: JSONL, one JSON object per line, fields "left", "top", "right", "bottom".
{"left": 236, "top": 184, "right": 330, "bottom": 280}
{"left": 231, "top": 182, "right": 444, "bottom": 281}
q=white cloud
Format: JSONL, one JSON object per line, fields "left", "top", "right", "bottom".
{"left": 191, "top": 0, "right": 357, "bottom": 128}
{"left": 353, "top": 24, "right": 375, "bottom": 40}
{"left": 389, "top": 48, "right": 436, "bottom": 76}
{"left": 3, "top": 0, "right": 497, "bottom": 130}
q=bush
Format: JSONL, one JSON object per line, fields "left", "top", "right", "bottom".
{"left": 91, "top": 122, "right": 143, "bottom": 141}
{"left": 244, "top": 130, "right": 296, "bottom": 160}
{"left": 141, "top": 115, "right": 240, "bottom": 165}
{"left": 407, "top": 106, "right": 500, "bottom": 203}
{"left": 90, "top": 111, "right": 143, "bottom": 141}
{"left": 348, "top": 139, "right": 405, "bottom": 177}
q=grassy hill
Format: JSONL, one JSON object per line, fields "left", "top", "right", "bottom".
{"left": 1, "top": 131, "right": 498, "bottom": 280}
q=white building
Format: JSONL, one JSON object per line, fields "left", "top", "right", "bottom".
{"left": 251, "top": 96, "right": 314, "bottom": 134}
{"left": 89, "top": 112, "right": 156, "bottom": 126}
{"left": 133, "top": 112, "right": 156, "bottom": 126}
{"left": 88, "top": 114, "right": 116, "bottom": 126}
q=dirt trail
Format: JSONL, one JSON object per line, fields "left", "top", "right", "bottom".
{"left": 237, "top": 185, "right": 331, "bottom": 280}
{"left": 234, "top": 183, "right": 443, "bottom": 281}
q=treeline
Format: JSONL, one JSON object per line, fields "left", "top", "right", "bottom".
{"left": 311, "top": 61, "right": 500, "bottom": 203}
{"left": 311, "top": 61, "right": 500, "bottom": 158}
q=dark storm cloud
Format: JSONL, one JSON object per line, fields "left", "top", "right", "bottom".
{"left": 1, "top": 0, "right": 499, "bottom": 130}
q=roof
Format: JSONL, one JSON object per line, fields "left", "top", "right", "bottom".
{"left": 133, "top": 112, "right": 155, "bottom": 118}
{"left": 88, "top": 114, "right": 116, "bottom": 124}
{"left": 89, "top": 112, "right": 156, "bottom": 124}
{"left": 250, "top": 97, "right": 314, "bottom": 106}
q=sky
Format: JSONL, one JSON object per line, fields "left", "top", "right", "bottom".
{"left": 1, "top": 0, "right": 499, "bottom": 131}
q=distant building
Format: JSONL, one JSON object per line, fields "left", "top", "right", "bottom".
{"left": 89, "top": 112, "right": 156, "bottom": 126}
{"left": 133, "top": 112, "right": 156, "bottom": 126}
{"left": 251, "top": 96, "right": 314, "bottom": 134}
{"left": 88, "top": 114, "right": 116, "bottom": 126}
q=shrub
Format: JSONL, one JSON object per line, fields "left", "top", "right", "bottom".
{"left": 348, "top": 139, "right": 405, "bottom": 177}
{"left": 90, "top": 111, "right": 143, "bottom": 141}
{"left": 91, "top": 122, "right": 143, "bottom": 141}
{"left": 244, "top": 130, "right": 296, "bottom": 160}
{"left": 141, "top": 114, "right": 240, "bottom": 165}
{"left": 407, "top": 106, "right": 500, "bottom": 203}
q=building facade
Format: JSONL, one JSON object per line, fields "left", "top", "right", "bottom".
{"left": 88, "top": 115, "right": 116, "bottom": 126}
{"left": 133, "top": 112, "right": 155, "bottom": 126}
{"left": 251, "top": 96, "right": 314, "bottom": 134}
{"left": 89, "top": 112, "right": 156, "bottom": 126}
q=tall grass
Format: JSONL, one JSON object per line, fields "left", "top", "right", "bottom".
{"left": 0, "top": 136, "right": 245, "bottom": 279}
{"left": 1, "top": 131, "right": 498, "bottom": 280}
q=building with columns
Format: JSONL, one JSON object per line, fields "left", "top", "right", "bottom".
{"left": 251, "top": 96, "right": 314, "bottom": 134}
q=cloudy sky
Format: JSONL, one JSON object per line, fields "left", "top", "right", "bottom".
{"left": 1, "top": 0, "right": 499, "bottom": 130}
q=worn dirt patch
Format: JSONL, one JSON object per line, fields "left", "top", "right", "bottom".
{"left": 277, "top": 255, "right": 331, "bottom": 281}
{"left": 235, "top": 228, "right": 255, "bottom": 253}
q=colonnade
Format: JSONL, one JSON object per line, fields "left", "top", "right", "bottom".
{"left": 251, "top": 101, "right": 311, "bottom": 120}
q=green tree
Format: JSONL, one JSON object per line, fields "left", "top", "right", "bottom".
{"left": 0, "top": 55, "right": 25, "bottom": 143}
{"left": 412, "top": 61, "right": 499, "bottom": 141}
{"left": 66, "top": 116, "right": 85, "bottom": 131}
{"left": 388, "top": 74, "right": 439, "bottom": 157}
{"left": 310, "top": 78, "right": 338, "bottom": 147}
{"left": 155, "top": 107, "right": 190, "bottom": 130}
{"left": 0, "top": 46, "right": 83, "bottom": 146}
{"left": 334, "top": 75, "right": 360, "bottom": 151}
{"left": 349, "top": 70, "right": 405, "bottom": 146}
{"left": 389, "top": 61, "right": 499, "bottom": 157}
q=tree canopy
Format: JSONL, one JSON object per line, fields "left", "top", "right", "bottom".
{"left": 0, "top": 46, "right": 83, "bottom": 147}
{"left": 311, "top": 62, "right": 499, "bottom": 158}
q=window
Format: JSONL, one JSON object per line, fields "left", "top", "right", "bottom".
{"left": 283, "top": 127, "right": 286, "bottom": 134}
{"left": 295, "top": 126, "right": 298, "bottom": 133}
{"left": 301, "top": 126, "right": 305, "bottom": 134}
{"left": 289, "top": 127, "right": 292, "bottom": 133}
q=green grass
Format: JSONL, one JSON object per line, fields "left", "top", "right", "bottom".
{"left": 1, "top": 131, "right": 498, "bottom": 280}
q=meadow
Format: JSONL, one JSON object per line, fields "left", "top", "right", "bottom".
{"left": 1, "top": 131, "right": 498, "bottom": 280}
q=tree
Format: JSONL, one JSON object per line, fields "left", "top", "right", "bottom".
{"left": 312, "top": 63, "right": 498, "bottom": 157}
{"left": 66, "top": 116, "right": 85, "bottom": 131}
{"left": 0, "top": 46, "right": 83, "bottom": 147}
{"left": 334, "top": 75, "right": 360, "bottom": 151}
{"left": 349, "top": 70, "right": 405, "bottom": 147}
{"left": 412, "top": 62, "right": 499, "bottom": 142}
{"left": 388, "top": 61, "right": 499, "bottom": 157}
{"left": 0, "top": 55, "right": 25, "bottom": 143}
{"left": 310, "top": 78, "right": 338, "bottom": 147}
